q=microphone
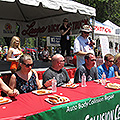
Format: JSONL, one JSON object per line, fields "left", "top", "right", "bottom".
{"left": 88, "top": 37, "right": 95, "bottom": 45}
{"left": 88, "top": 37, "right": 92, "bottom": 42}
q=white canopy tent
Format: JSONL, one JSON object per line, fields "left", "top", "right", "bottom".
{"left": 0, "top": 0, "right": 96, "bottom": 38}
{"left": 103, "top": 20, "right": 120, "bottom": 35}
{"left": 90, "top": 19, "right": 120, "bottom": 56}
{"left": 0, "top": 0, "right": 96, "bottom": 22}
{"left": 90, "top": 19, "right": 115, "bottom": 35}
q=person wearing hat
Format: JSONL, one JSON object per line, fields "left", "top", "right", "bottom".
{"left": 60, "top": 18, "right": 72, "bottom": 57}
{"left": 74, "top": 25, "right": 95, "bottom": 68}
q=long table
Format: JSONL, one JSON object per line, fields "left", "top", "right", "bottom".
{"left": 0, "top": 77, "right": 120, "bottom": 120}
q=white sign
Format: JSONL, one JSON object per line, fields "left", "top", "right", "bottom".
{"left": 99, "top": 36, "right": 110, "bottom": 58}
{"left": 47, "top": 36, "right": 60, "bottom": 46}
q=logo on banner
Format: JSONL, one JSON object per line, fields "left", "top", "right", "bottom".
{"left": 3, "top": 23, "right": 14, "bottom": 34}
{"left": 21, "top": 21, "right": 48, "bottom": 37}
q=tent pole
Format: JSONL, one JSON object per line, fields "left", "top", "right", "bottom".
{"left": 91, "top": 16, "right": 95, "bottom": 40}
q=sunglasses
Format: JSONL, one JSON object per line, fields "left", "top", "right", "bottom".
{"left": 90, "top": 59, "right": 96, "bottom": 61}
{"left": 22, "top": 62, "right": 34, "bottom": 68}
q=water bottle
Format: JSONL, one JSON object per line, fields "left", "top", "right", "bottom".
{"left": 52, "top": 77, "right": 57, "bottom": 92}
{"left": 81, "top": 73, "right": 87, "bottom": 87}
{"left": 101, "top": 72, "right": 106, "bottom": 85}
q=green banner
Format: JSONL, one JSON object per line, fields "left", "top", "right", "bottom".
{"left": 27, "top": 91, "right": 120, "bottom": 120}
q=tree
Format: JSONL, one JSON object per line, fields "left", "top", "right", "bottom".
{"left": 73, "top": 0, "right": 120, "bottom": 26}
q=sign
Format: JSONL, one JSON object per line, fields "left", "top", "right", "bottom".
{"left": 90, "top": 19, "right": 115, "bottom": 35}
{"left": 18, "top": 14, "right": 89, "bottom": 38}
{"left": 99, "top": 36, "right": 110, "bottom": 58}
{"left": 0, "top": 20, "right": 16, "bottom": 37}
{"left": 27, "top": 91, "right": 120, "bottom": 120}
{"left": 47, "top": 36, "right": 60, "bottom": 46}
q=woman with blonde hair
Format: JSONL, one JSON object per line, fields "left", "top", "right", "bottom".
{"left": 7, "top": 36, "right": 23, "bottom": 74}
{"left": 113, "top": 53, "right": 120, "bottom": 78}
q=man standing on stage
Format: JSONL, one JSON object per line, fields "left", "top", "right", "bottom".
{"left": 74, "top": 25, "right": 95, "bottom": 68}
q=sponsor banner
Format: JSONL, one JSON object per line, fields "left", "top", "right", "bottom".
{"left": 18, "top": 14, "right": 89, "bottom": 38}
{"left": 27, "top": 91, "right": 120, "bottom": 120}
{"left": 0, "top": 20, "right": 16, "bottom": 37}
{"left": 90, "top": 19, "right": 115, "bottom": 35}
{"left": 47, "top": 36, "right": 60, "bottom": 46}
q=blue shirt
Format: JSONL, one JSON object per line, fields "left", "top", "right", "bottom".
{"left": 97, "top": 63, "right": 115, "bottom": 79}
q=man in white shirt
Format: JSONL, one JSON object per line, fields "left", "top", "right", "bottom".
{"left": 74, "top": 25, "right": 95, "bottom": 68}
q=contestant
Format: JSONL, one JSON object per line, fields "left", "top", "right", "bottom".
{"left": 7, "top": 36, "right": 23, "bottom": 74}
{"left": 43, "top": 54, "right": 71, "bottom": 88}
{"left": 74, "top": 53, "right": 98, "bottom": 83}
{"left": 97, "top": 54, "right": 114, "bottom": 79}
{"left": 9, "top": 54, "right": 41, "bottom": 94}
{"left": 113, "top": 53, "right": 120, "bottom": 78}
{"left": 0, "top": 78, "right": 19, "bottom": 97}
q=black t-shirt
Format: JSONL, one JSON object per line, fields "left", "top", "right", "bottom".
{"left": 43, "top": 67, "right": 70, "bottom": 87}
{"left": 60, "top": 24, "right": 71, "bottom": 42}
{"left": 74, "top": 64, "right": 98, "bottom": 83}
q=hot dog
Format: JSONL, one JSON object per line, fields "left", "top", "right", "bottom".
{"left": 61, "top": 97, "right": 68, "bottom": 102}
{"left": 37, "top": 90, "right": 46, "bottom": 94}
{"left": 48, "top": 95, "right": 59, "bottom": 102}
{"left": 49, "top": 99, "right": 58, "bottom": 103}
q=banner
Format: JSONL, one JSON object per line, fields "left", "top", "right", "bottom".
{"left": 27, "top": 91, "right": 120, "bottom": 120}
{"left": 0, "top": 20, "right": 16, "bottom": 37}
{"left": 90, "top": 19, "right": 115, "bottom": 35}
{"left": 18, "top": 14, "right": 89, "bottom": 38}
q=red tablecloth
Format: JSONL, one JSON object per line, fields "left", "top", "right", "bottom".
{"left": 0, "top": 77, "right": 120, "bottom": 120}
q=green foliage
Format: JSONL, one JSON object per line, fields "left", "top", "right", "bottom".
{"left": 22, "top": 38, "right": 36, "bottom": 48}
{"left": 73, "top": 0, "right": 120, "bottom": 26}
{"left": 0, "top": 37, "right": 7, "bottom": 46}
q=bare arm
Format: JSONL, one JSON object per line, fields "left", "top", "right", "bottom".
{"left": 9, "top": 74, "right": 17, "bottom": 90}
{"left": 32, "top": 69, "right": 42, "bottom": 89}
{"left": 60, "top": 27, "right": 71, "bottom": 36}
{"left": 44, "top": 79, "right": 53, "bottom": 88}
{"left": 0, "top": 78, "right": 11, "bottom": 93}
{"left": 75, "top": 51, "right": 87, "bottom": 56}
{"left": 0, "top": 78, "right": 19, "bottom": 96}
{"left": 114, "top": 71, "right": 120, "bottom": 79}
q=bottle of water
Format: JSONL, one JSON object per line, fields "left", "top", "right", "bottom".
{"left": 81, "top": 73, "right": 87, "bottom": 87}
{"left": 101, "top": 72, "right": 106, "bottom": 85}
{"left": 52, "top": 77, "right": 57, "bottom": 92}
